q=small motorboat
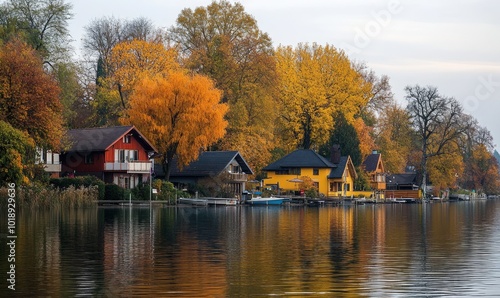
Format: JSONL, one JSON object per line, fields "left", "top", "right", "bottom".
{"left": 246, "top": 197, "right": 284, "bottom": 205}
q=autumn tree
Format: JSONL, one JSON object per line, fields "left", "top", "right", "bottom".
{"left": 354, "top": 62, "right": 394, "bottom": 115}
{"left": 427, "top": 141, "right": 464, "bottom": 194}
{"left": 123, "top": 72, "right": 228, "bottom": 180}
{"left": 0, "top": 120, "right": 35, "bottom": 186}
{"left": 83, "top": 16, "right": 165, "bottom": 72}
{"left": 374, "top": 104, "right": 413, "bottom": 173}
{"left": 107, "top": 39, "right": 180, "bottom": 108}
{"left": 170, "top": 0, "right": 274, "bottom": 103}
{"left": 353, "top": 117, "right": 375, "bottom": 162}
{"left": 0, "top": 0, "right": 73, "bottom": 65}
{"left": 456, "top": 115, "right": 496, "bottom": 189}
{"left": 0, "top": 38, "right": 63, "bottom": 149}
{"left": 91, "top": 39, "right": 180, "bottom": 125}
{"left": 406, "top": 85, "right": 465, "bottom": 199}
{"left": 464, "top": 144, "right": 500, "bottom": 194}
{"left": 275, "top": 43, "right": 371, "bottom": 149}
{"left": 170, "top": 0, "right": 277, "bottom": 172}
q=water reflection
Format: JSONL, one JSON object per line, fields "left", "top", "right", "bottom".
{"left": 1, "top": 201, "right": 500, "bottom": 296}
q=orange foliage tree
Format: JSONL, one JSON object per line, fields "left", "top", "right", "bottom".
{"left": 468, "top": 144, "right": 500, "bottom": 194}
{"left": 0, "top": 38, "right": 63, "bottom": 150}
{"left": 107, "top": 39, "right": 181, "bottom": 109}
{"left": 353, "top": 117, "right": 375, "bottom": 162}
{"left": 122, "top": 72, "right": 228, "bottom": 180}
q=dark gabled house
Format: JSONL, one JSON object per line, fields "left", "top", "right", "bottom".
{"left": 155, "top": 151, "right": 253, "bottom": 196}
{"left": 61, "top": 126, "right": 157, "bottom": 189}
{"left": 386, "top": 173, "right": 418, "bottom": 190}
{"left": 362, "top": 151, "right": 386, "bottom": 191}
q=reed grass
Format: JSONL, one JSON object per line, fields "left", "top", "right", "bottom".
{"left": 0, "top": 185, "right": 98, "bottom": 209}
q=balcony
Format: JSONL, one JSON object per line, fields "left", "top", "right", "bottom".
{"left": 228, "top": 172, "right": 248, "bottom": 182}
{"left": 44, "top": 163, "right": 61, "bottom": 173}
{"left": 104, "top": 161, "right": 152, "bottom": 173}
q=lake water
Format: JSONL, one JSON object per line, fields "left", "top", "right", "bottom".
{"left": 2, "top": 200, "right": 500, "bottom": 297}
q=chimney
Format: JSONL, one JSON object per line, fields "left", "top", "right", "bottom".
{"left": 331, "top": 144, "right": 341, "bottom": 164}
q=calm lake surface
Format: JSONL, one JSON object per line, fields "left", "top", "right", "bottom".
{"left": 2, "top": 200, "right": 500, "bottom": 297}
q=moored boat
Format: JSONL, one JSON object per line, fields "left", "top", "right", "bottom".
{"left": 246, "top": 197, "right": 284, "bottom": 205}
{"left": 207, "top": 198, "right": 239, "bottom": 206}
{"left": 178, "top": 197, "right": 208, "bottom": 206}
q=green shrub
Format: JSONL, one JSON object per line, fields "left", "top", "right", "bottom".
{"left": 104, "top": 184, "right": 124, "bottom": 200}
{"left": 132, "top": 182, "right": 151, "bottom": 200}
{"left": 153, "top": 180, "right": 189, "bottom": 204}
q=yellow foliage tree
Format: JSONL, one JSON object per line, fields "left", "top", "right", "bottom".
{"left": 122, "top": 72, "right": 228, "bottom": 180}
{"left": 468, "top": 144, "right": 500, "bottom": 194}
{"left": 427, "top": 141, "right": 464, "bottom": 194}
{"left": 275, "top": 43, "right": 371, "bottom": 149}
{"left": 375, "top": 104, "right": 413, "bottom": 173}
{"left": 107, "top": 40, "right": 181, "bottom": 109}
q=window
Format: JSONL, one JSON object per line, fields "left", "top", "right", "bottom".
{"left": 275, "top": 168, "right": 301, "bottom": 175}
{"left": 115, "top": 149, "right": 139, "bottom": 162}
{"left": 346, "top": 183, "right": 350, "bottom": 192}
{"left": 119, "top": 150, "right": 125, "bottom": 162}
{"left": 85, "top": 153, "right": 94, "bottom": 164}
{"left": 313, "top": 168, "right": 319, "bottom": 175}
{"left": 123, "top": 135, "right": 131, "bottom": 143}
{"left": 129, "top": 150, "right": 138, "bottom": 161}
{"left": 329, "top": 182, "right": 335, "bottom": 192}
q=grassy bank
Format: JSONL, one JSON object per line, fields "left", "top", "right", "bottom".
{"left": 0, "top": 184, "right": 98, "bottom": 209}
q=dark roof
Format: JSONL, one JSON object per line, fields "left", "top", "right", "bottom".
{"left": 386, "top": 173, "right": 417, "bottom": 186}
{"left": 363, "top": 153, "right": 381, "bottom": 172}
{"left": 328, "top": 156, "right": 348, "bottom": 178}
{"left": 64, "top": 126, "right": 157, "bottom": 153}
{"left": 262, "top": 149, "right": 335, "bottom": 171}
{"left": 156, "top": 151, "right": 253, "bottom": 178}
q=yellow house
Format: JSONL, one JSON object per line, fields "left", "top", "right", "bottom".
{"left": 262, "top": 149, "right": 357, "bottom": 197}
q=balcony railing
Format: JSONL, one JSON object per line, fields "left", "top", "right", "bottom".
{"left": 104, "top": 161, "right": 152, "bottom": 173}
{"left": 371, "top": 174, "right": 386, "bottom": 183}
{"left": 228, "top": 172, "right": 248, "bottom": 182}
{"left": 44, "top": 163, "right": 61, "bottom": 173}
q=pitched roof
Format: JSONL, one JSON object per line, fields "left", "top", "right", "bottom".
{"left": 386, "top": 173, "right": 417, "bottom": 186}
{"left": 363, "top": 153, "right": 381, "bottom": 172}
{"left": 328, "top": 156, "right": 348, "bottom": 178}
{"left": 64, "top": 126, "right": 157, "bottom": 153}
{"left": 262, "top": 149, "right": 335, "bottom": 171}
{"left": 328, "top": 155, "right": 358, "bottom": 179}
{"left": 156, "top": 151, "right": 253, "bottom": 178}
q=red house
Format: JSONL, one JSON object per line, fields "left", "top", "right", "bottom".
{"left": 61, "top": 126, "right": 157, "bottom": 189}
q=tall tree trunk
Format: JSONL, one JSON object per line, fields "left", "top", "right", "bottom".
{"left": 421, "top": 141, "right": 428, "bottom": 201}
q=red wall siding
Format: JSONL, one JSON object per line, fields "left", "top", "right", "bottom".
{"left": 62, "top": 132, "right": 152, "bottom": 175}
{"left": 62, "top": 152, "right": 105, "bottom": 173}
{"left": 105, "top": 134, "right": 150, "bottom": 162}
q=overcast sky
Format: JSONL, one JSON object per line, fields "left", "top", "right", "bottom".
{"left": 67, "top": 0, "right": 500, "bottom": 149}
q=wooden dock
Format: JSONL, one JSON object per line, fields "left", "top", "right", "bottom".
{"left": 96, "top": 200, "right": 171, "bottom": 206}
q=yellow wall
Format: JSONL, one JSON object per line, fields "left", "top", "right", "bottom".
{"left": 326, "top": 168, "right": 356, "bottom": 197}
{"left": 264, "top": 168, "right": 332, "bottom": 195}
{"left": 265, "top": 167, "right": 356, "bottom": 198}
